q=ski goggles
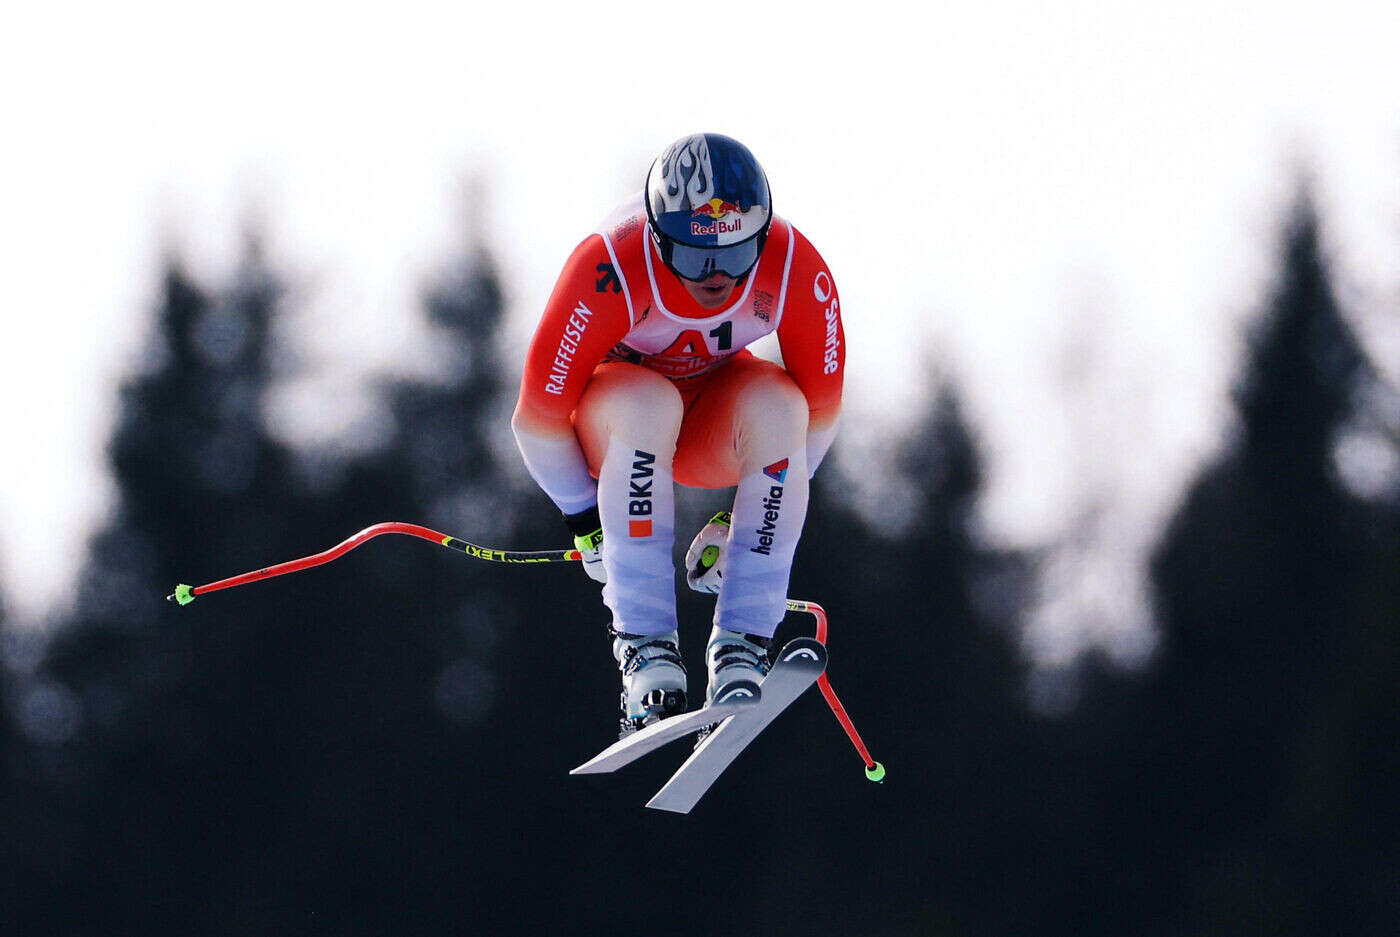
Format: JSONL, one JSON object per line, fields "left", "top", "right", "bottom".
{"left": 656, "top": 232, "right": 767, "bottom": 281}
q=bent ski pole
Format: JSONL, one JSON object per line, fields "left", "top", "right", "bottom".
{"left": 786, "top": 598, "right": 885, "bottom": 783}
{"left": 167, "top": 521, "right": 882, "bottom": 782}
{"left": 166, "top": 521, "right": 579, "bottom": 605}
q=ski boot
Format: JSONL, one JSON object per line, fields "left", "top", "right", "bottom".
{"left": 696, "top": 625, "right": 772, "bottom": 744}
{"left": 613, "top": 628, "right": 688, "bottom": 738}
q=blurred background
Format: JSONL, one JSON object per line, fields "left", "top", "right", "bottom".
{"left": 2, "top": 2, "right": 1397, "bottom": 934}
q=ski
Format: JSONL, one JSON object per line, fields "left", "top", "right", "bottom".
{"left": 646, "top": 636, "right": 827, "bottom": 814}
{"left": 570, "top": 679, "right": 762, "bottom": 776}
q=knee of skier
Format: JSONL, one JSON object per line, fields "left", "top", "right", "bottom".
{"left": 579, "top": 364, "right": 684, "bottom": 459}
{"left": 735, "top": 373, "right": 808, "bottom": 470}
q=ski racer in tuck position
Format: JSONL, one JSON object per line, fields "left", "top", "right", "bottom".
{"left": 512, "top": 133, "right": 845, "bottom": 737}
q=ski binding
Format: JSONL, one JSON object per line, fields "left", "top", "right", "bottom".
{"left": 571, "top": 636, "right": 828, "bottom": 814}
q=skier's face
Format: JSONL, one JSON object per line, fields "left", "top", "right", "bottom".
{"left": 682, "top": 272, "right": 739, "bottom": 309}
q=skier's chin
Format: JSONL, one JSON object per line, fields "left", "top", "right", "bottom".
{"left": 682, "top": 274, "right": 739, "bottom": 308}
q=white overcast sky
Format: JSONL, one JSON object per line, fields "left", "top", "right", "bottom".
{"left": 2, "top": 2, "right": 1397, "bottom": 658}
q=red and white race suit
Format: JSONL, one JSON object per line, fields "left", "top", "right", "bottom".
{"left": 513, "top": 196, "right": 845, "bottom": 637}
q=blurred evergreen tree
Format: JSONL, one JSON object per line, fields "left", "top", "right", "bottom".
{"left": 258, "top": 235, "right": 579, "bottom": 930}
{"left": 0, "top": 574, "right": 11, "bottom": 786}
{"left": 0, "top": 574, "right": 18, "bottom": 916}
{"left": 1128, "top": 187, "right": 1398, "bottom": 934}
{"left": 0, "top": 577, "right": 9, "bottom": 754}
{"left": 25, "top": 237, "right": 322, "bottom": 933}
{"left": 17, "top": 219, "right": 561, "bottom": 932}
{"left": 2, "top": 575, "right": 82, "bottom": 922}
{"left": 881, "top": 384, "right": 1037, "bottom": 933}
{"left": 33, "top": 174, "right": 1400, "bottom": 936}
{"left": 733, "top": 380, "right": 1037, "bottom": 934}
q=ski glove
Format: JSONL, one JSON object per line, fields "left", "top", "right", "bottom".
{"left": 685, "top": 511, "right": 732, "bottom": 594}
{"left": 564, "top": 505, "right": 606, "bottom": 583}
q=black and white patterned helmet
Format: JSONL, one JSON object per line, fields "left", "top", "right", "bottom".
{"left": 645, "top": 133, "right": 772, "bottom": 281}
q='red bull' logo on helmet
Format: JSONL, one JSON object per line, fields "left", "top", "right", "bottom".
{"left": 691, "top": 197, "right": 743, "bottom": 220}
{"left": 691, "top": 217, "right": 743, "bottom": 236}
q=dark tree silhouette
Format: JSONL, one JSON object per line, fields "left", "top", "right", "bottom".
{"left": 734, "top": 380, "right": 1037, "bottom": 935}
{"left": 258, "top": 237, "right": 579, "bottom": 931}
{"left": 19, "top": 174, "right": 1398, "bottom": 937}
{"left": 19, "top": 222, "right": 562, "bottom": 933}
{"left": 26, "top": 238, "right": 320, "bottom": 934}
{"left": 1133, "top": 187, "right": 1397, "bottom": 934}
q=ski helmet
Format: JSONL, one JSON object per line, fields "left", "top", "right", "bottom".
{"left": 645, "top": 133, "right": 772, "bottom": 281}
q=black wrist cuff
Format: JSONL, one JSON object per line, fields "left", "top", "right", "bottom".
{"left": 563, "top": 505, "right": 602, "bottom": 537}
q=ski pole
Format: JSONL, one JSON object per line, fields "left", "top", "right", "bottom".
{"left": 167, "top": 521, "right": 882, "bottom": 782}
{"left": 166, "top": 521, "right": 580, "bottom": 605}
{"left": 786, "top": 598, "right": 885, "bottom": 783}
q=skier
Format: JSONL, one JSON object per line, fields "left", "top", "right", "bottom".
{"left": 512, "top": 133, "right": 845, "bottom": 736}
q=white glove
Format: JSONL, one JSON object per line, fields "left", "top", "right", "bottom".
{"left": 685, "top": 511, "right": 731, "bottom": 594}
{"left": 565, "top": 506, "right": 606, "bottom": 584}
